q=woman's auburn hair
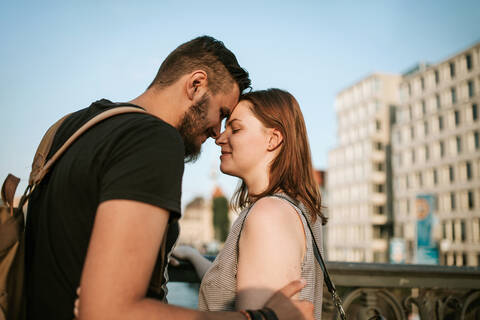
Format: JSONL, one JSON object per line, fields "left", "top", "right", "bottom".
{"left": 231, "top": 88, "right": 327, "bottom": 225}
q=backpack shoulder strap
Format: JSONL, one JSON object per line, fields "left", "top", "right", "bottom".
{"left": 30, "top": 106, "right": 147, "bottom": 186}
{"left": 29, "top": 113, "right": 73, "bottom": 186}
{"left": 3, "top": 106, "right": 147, "bottom": 212}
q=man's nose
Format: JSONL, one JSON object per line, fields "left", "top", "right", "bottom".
{"left": 211, "top": 123, "right": 221, "bottom": 139}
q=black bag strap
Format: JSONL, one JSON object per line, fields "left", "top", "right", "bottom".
{"left": 271, "top": 194, "right": 347, "bottom": 320}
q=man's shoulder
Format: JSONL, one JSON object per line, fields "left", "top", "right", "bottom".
{"left": 58, "top": 99, "right": 183, "bottom": 148}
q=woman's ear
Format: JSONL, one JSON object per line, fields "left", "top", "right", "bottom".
{"left": 267, "top": 128, "right": 283, "bottom": 151}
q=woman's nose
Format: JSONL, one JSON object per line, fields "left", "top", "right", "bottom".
{"left": 215, "top": 130, "right": 227, "bottom": 145}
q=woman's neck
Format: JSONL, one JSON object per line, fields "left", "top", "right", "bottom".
{"left": 244, "top": 168, "right": 270, "bottom": 197}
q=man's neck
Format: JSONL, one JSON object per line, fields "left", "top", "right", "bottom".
{"left": 129, "top": 87, "right": 186, "bottom": 128}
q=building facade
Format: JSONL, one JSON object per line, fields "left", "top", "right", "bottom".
{"left": 327, "top": 73, "right": 402, "bottom": 263}
{"left": 392, "top": 43, "right": 480, "bottom": 267}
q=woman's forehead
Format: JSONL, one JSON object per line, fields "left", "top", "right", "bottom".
{"left": 231, "top": 100, "right": 254, "bottom": 117}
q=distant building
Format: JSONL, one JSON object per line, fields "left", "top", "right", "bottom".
{"left": 178, "top": 186, "right": 234, "bottom": 253}
{"left": 392, "top": 42, "right": 480, "bottom": 266}
{"left": 314, "top": 170, "right": 329, "bottom": 257}
{"left": 327, "top": 73, "right": 402, "bottom": 263}
{"left": 178, "top": 197, "right": 214, "bottom": 251}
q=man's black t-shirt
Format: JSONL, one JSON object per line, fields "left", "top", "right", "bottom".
{"left": 25, "top": 99, "right": 184, "bottom": 319}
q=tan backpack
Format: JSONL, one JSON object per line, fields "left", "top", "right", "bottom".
{"left": 0, "top": 107, "right": 146, "bottom": 319}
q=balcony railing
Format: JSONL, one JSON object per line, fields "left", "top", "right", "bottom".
{"left": 169, "top": 259, "right": 480, "bottom": 319}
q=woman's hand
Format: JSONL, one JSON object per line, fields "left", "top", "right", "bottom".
{"left": 172, "top": 245, "right": 198, "bottom": 261}
{"left": 171, "top": 245, "right": 212, "bottom": 280}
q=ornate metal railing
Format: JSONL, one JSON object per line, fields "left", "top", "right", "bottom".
{"left": 169, "top": 259, "right": 480, "bottom": 319}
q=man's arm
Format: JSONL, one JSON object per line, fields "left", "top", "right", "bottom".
{"left": 78, "top": 199, "right": 241, "bottom": 320}
{"left": 78, "top": 199, "right": 313, "bottom": 320}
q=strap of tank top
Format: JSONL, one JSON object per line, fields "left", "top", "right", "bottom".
{"left": 270, "top": 194, "right": 347, "bottom": 320}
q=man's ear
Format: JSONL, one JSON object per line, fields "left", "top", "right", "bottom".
{"left": 267, "top": 128, "right": 283, "bottom": 151}
{"left": 186, "top": 70, "right": 208, "bottom": 100}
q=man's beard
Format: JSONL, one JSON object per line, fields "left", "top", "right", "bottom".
{"left": 178, "top": 92, "right": 210, "bottom": 163}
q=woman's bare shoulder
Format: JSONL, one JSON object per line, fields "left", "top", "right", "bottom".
{"left": 244, "top": 196, "right": 304, "bottom": 237}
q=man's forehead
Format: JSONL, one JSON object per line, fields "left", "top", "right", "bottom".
{"left": 227, "top": 84, "right": 240, "bottom": 108}
{"left": 220, "top": 84, "right": 240, "bottom": 113}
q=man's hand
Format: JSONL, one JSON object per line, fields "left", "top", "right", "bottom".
{"left": 264, "top": 279, "right": 314, "bottom": 320}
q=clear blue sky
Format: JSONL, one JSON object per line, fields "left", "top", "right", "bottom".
{"left": 1, "top": 0, "right": 479, "bottom": 207}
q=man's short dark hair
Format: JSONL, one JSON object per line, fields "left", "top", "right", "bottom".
{"left": 148, "top": 36, "right": 251, "bottom": 94}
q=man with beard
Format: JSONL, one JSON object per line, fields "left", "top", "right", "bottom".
{"left": 25, "top": 36, "right": 314, "bottom": 320}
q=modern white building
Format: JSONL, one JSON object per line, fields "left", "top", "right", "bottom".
{"left": 327, "top": 73, "right": 402, "bottom": 263}
{"left": 392, "top": 42, "right": 480, "bottom": 267}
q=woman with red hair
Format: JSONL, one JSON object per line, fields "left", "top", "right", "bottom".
{"left": 178, "top": 88, "right": 326, "bottom": 319}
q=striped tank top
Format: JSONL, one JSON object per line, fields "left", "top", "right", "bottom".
{"left": 198, "top": 194, "right": 324, "bottom": 319}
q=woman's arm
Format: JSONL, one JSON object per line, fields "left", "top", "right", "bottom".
{"left": 236, "top": 197, "right": 306, "bottom": 310}
{"left": 172, "top": 245, "right": 212, "bottom": 280}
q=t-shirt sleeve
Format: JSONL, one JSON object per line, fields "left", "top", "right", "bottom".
{"left": 99, "top": 118, "right": 184, "bottom": 218}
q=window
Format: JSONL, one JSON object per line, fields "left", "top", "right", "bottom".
{"left": 421, "top": 77, "right": 425, "bottom": 90}
{"left": 376, "top": 163, "right": 384, "bottom": 171}
{"left": 468, "top": 191, "right": 475, "bottom": 209}
{"left": 418, "top": 172, "right": 423, "bottom": 187}
{"left": 442, "top": 222, "right": 447, "bottom": 239}
{"left": 435, "top": 70, "right": 440, "bottom": 84}
{"left": 451, "top": 87, "right": 457, "bottom": 104}
{"left": 436, "top": 94, "right": 441, "bottom": 109}
{"left": 376, "top": 120, "right": 381, "bottom": 131}
{"left": 449, "top": 165, "right": 454, "bottom": 182}
{"left": 410, "top": 126, "right": 415, "bottom": 139}
{"left": 450, "top": 62, "right": 455, "bottom": 78}
{"left": 408, "top": 83, "right": 412, "bottom": 96}
{"left": 422, "top": 100, "right": 426, "bottom": 115}
{"left": 469, "top": 80, "right": 475, "bottom": 98}
{"left": 438, "top": 116, "right": 444, "bottom": 130}
{"left": 440, "top": 141, "right": 445, "bottom": 157}
{"left": 406, "top": 175, "right": 410, "bottom": 189}
{"left": 408, "top": 105, "right": 413, "bottom": 120}
{"left": 425, "top": 145, "right": 430, "bottom": 160}
{"left": 466, "top": 162, "right": 472, "bottom": 180}
{"left": 475, "top": 131, "right": 480, "bottom": 150}
{"left": 456, "top": 136, "right": 462, "bottom": 154}
{"left": 466, "top": 54, "right": 472, "bottom": 71}
{"left": 433, "top": 169, "right": 438, "bottom": 185}
{"left": 452, "top": 223, "right": 456, "bottom": 241}
{"left": 411, "top": 149, "right": 415, "bottom": 163}
{"left": 451, "top": 192, "right": 456, "bottom": 210}
{"left": 375, "top": 142, "right": 383, "bottom": 150}
{"left": 455, "top": 110, "right": 460, "bottom": 126}
{"left": 461, "top": 220, "right": 466, "bottom": 242}
{"left": 473, "top": 104, "right": 478, "bottom": 121}
{"left": 424, "top": 121, "right": 429, "bottom": 135}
